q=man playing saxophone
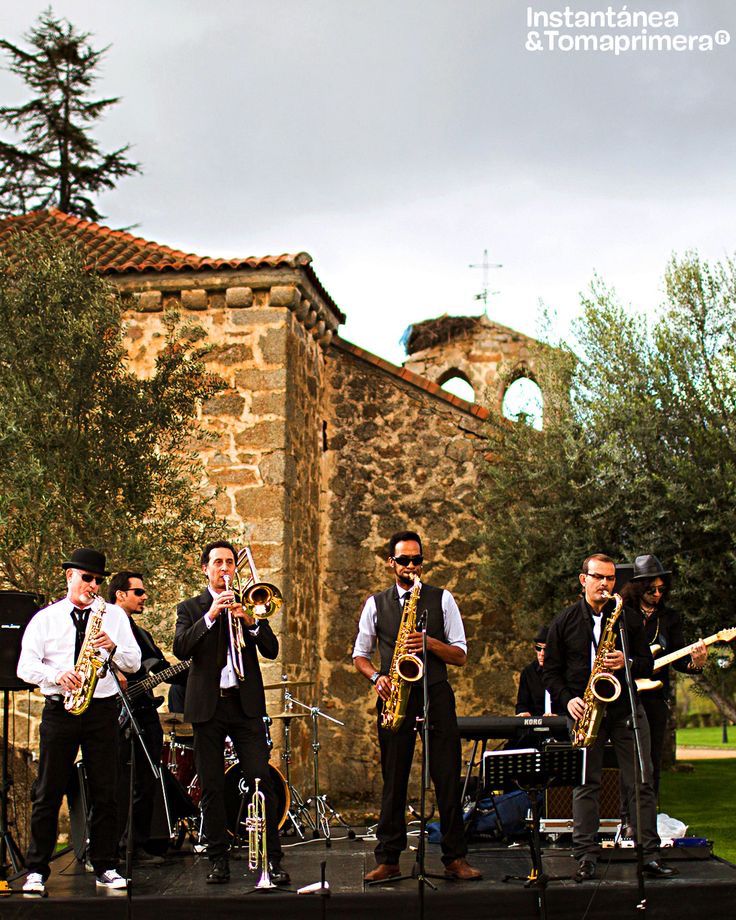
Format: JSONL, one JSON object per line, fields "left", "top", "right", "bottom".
{"left": 353, "top": 530, "right": 481, "bottom": 882}
{"left": 16, "top": 547, "right": 140, "bottom": 896}
{"left": 543, "top": 553, "right": 676, "bottom": 882}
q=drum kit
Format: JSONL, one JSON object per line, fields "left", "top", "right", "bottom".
{"left": 159, "top": 677, "right": 352, "bottom": 847}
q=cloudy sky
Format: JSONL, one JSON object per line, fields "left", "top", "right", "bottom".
{"left": 1, "top": 0, "right": 734, "bottom": 370}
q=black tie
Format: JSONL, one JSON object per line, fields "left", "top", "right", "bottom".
{"left": 71, "top": 607, "right": 89, "bottom": 661}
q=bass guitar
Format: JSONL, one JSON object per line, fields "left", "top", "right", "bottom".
{"left": 118, "top": 659, "right": 191, "bottom": 727}
{"left": 636, "top": 627, "right": 736, "bottom": 692}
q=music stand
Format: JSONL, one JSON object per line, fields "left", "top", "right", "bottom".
{"left": 485, "top": 745, "right": 583, "bottom": 920}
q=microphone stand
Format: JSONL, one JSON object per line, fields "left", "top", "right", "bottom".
{"left": 104, "top": 658, "right": 160, "bottom": 918}
{"left": 617, "top": 612, "right": 647, "bottom": 916}
{"left": 412, "top": 613, "right": 445, "bottom": 911}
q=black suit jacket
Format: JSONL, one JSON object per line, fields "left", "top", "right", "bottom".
{"left": 172, "top": 588, "right": 279, "bottom": 723}
{"left": 543, "top": 596, "right": 653, "bottom": 715}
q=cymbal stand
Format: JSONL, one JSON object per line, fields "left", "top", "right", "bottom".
{"left": 277, "top": 711, "right": 315, "bottom": 839}
{"left": 285, "top": 691, "right": 354, "bottom": 845}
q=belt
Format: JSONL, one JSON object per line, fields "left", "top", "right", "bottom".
{"left": 46, "top": 694, "right": 64, "bottom": 703}
{"left": 219, "top": 687, "right": 240, "bottom": 698}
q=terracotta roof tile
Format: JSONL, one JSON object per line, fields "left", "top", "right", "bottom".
{"left": 0, "top": 209, "right": 344, "bottom": 322}
{"left": 332, "top": 337, "right": 489, "bottom": 421}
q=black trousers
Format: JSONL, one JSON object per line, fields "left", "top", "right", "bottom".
{"left": 375, "top": 681, "right": 465, "bottom": 866}
{"left": 572, "top": 704, "right": 659, "bottom": 861}
{"left": 118, "top": 711, "right": 164, "bottom": 850}
{"left": 193, "top": 695, "right": 282, "bottom": 862}
{"left": 27, "top": 697, "right": 120, "bottom": 879}
{"left": 641, "top": 694, "right": 669, "bottom": 796}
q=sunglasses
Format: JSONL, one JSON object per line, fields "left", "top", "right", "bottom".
{"left": 79, "top": 573, "right": 105, "bottom": 585}
{"left": 534, "top": 644, "right": 546, "bottom": 652}
{"left": 645, "top": 586, "right": 665, "bottom": 595}
{"left": 392, "top": 555, "right": 423, "bottom": 566}
{"left": 126, "top": 588, "right": 147, "bottom": 597}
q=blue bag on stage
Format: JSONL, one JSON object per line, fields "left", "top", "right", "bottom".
{"left": 426, "top": 789, "right": 530, "bottom": 842}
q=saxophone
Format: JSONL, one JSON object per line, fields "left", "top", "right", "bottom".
{"left": 571, "top": 592, "right": 624, "bottom": 748}
{"left": 381, "top": 574, "right": 424, "bottom": 732}
{"left": 64, "top": 595, "right": 108, "bottom": 716}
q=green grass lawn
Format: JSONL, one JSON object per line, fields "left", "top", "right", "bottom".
{"left": 676, "top": 726, "right": 736, "bottom": 749}
{"left": 660, "top": 759, "right": 736, "bottom": 863}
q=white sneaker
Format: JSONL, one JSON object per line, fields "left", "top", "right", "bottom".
{"left": 95, "top": 869, "right": 127, "bottom": 889}
{"left": 23, "top": 872, "right": 46, "bottom": 896}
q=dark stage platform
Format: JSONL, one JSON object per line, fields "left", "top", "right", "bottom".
{"left": 3, "top": 832, "right": 735, "bottom": 920}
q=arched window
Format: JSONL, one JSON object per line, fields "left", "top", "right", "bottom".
{"left": 502, "top": 376, "right": 543, "bottom": 429}
{"left": 438, "top": 368, "right": 475, "bottom": 404}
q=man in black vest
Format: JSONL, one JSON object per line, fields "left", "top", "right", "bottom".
{"left": 353, "top": 531, "right": 481, "bottom": 882}
{"left": 543, "top": 553, "right": 676, "bottom": 882}
{"left": 173, "top": 541, "right": 288, "bottom": 885}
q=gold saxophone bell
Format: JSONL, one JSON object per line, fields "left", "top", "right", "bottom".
{"left": 237, "top": 546, "right": 283, "bottom": 619}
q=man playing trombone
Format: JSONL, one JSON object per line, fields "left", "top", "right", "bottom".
{"left": 173, "top": 540, "right": 288, "bottom": 885}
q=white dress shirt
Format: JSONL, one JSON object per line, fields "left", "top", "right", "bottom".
{"left": 352, "top": 585, "right": 468, "bottom": 659}
{"left": 17, "top": 597, "right": 141, "bottom": 697}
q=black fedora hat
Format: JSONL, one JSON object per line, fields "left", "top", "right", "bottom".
{"left": 631, "top": 554, "right": 671, "bottom": 582}
{"left": 534, "top": 625, "right": 549, "bottom": 644}
{"left": 61, "top": 547, "right": 110, "bottom": 577}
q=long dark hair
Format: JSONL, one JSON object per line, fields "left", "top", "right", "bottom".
{"left": 621, "top": 576, "right": 671, "bottom": 610}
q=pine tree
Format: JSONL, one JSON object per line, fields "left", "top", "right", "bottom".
{"left": 0, "top": 9, "right": 139, "bottom": 220}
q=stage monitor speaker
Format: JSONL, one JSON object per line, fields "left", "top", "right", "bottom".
{"left": 0, "top": 590, "right": 43, "bottom": 690}
{"left": 545, "top": 767, "right": 620, "bottom": 819}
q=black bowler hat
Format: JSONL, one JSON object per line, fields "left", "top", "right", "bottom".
{"left": 61, "top": 547, "right": 111, "bottom": 577}
{"left": 631, "top": 554, "right": 671, "bottom": 582}
{"left": 534, "top": 625, "right": 549, "bottom": 644}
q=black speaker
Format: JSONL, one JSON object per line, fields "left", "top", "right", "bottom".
{"left": 0, "top": 590, "right": 43, "bottom": 690}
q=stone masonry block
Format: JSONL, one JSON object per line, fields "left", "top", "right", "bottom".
{"left": 260, "top": 327, "right": 287, "bottom": 364}
{"left": 181, "top": 289, "right": 208, "bottom": 311}
{"left": 269, "top": 285, "right": 300, "bottom": 308}
{"left": 234, "top": 485, "right": 284, "bottom": 521}
{"left": 234, "top": 368, "right": 287, "bottom": 390}
{"left": 225, "top": 286, "right": 254, "bottom": 308}
{"left": 235, "top": 420, "right": 286, "bottom": 450}
{"left": 135, "top": 290, "right": 163, "bottom": 312}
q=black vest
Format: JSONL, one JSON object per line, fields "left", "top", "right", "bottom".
{"left": 374, "top": 583, "right": 448, "bottom": 686}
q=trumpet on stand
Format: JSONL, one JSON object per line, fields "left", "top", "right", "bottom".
{"left": 246, "top": 778, "right": 276, "bottom": 890}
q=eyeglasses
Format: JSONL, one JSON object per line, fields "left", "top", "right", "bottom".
{"left": 126, "top": 588, "right": 147, "bottom": 597}
{"left": 392, "top": 555, "right": 423, "bottom": 566}
{"left": 79, "top": 573, "right": 105, "bottom": 585}
{"left": 645, "top": 586, "right": 665, "bottom": 595}
{"left": 534, "top": 644, "right": 546, "bottom": 652}
{"left": 585, "top": 573, "right": 615, "bottom": 583}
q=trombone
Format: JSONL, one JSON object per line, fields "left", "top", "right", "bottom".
{"left": 223, "top": 545, "right": 283, "bottom": 681}
{"left": 235, "top": 545, "right": 283, "bottom": 620}
{"left": 246, "top": 777, "right": 275, "bottom": 889}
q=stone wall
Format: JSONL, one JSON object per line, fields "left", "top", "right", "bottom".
{"left": 317, "top": 341, "right": 523, "bottom": 803}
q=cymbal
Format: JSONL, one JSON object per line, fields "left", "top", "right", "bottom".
{"left": 159, "top": 712, "right": 193, "bottom": 733}
{"left": 263, "top": 679, "right": 314, "bottom": 690}
{"left": 268, "top": 712, "right": 310, "bottom": 721}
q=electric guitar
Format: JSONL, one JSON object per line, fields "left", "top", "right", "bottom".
{"left": 118, "top": 659, "right": 191, "bottom": 726}
{"left": 636, "top": 627, "right": 736, "bottom": 692}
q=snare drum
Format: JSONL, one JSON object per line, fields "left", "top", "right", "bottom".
{"left": 189, "top": 763, "right": 290, "bottom": 833}
{"left": 161, "top": 740, "right": 196, "bottom": 790}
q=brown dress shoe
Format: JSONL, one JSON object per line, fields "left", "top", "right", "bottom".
{"left": 364, "top": 863, "right": 400, "bottom": 882}
{"left": 444, "top": 857, "right": 482, "bottom": 880}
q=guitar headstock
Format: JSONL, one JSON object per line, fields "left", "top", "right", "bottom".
{"left": 716, "top": 627, "right": 736, "bottom": 643}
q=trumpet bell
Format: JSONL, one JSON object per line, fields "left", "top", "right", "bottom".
{"left": 243, "top": 582, "right": 283, "bottom": 619}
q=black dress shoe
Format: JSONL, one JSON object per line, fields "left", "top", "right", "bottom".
{"left": 642, "top": 859, "right": 678, "bottom": 878}
{"left": 574, "top": 859, "right": 597, "bottom": 882}
{"left": 206, "top": 857, "right": 230, "bottom": 884}
{"left": 269, "top": 861, "right": 290, "bottom": 885}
